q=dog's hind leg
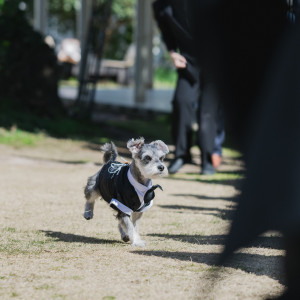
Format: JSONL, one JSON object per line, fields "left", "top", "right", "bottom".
{"left": 118, "top": 213, "right": 145, "bottom": 247}
{"left": 83, "top": 171, "right": 100, "bottom": 220}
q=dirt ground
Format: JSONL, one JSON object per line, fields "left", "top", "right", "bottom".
{"left": 0, "top": 138, "right": 285, "bottom": 300}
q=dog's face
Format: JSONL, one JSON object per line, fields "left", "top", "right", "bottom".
{"left": 127, "top": 137, "right": 169, "bottom": 179}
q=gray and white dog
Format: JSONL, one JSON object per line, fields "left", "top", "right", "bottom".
{"left": 83, "top": 137, "right": 169, "bottom": 247}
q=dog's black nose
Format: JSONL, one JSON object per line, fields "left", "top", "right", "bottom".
{"left": 158, "top": 165, "right": 164, "bottom": 172}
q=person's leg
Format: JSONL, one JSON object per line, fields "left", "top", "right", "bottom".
{"left": 281, "top": 232, "right": 300, "bottom": 299}
{"left": 198, "top": 80, "right": 219, "bottom": 174}
{"left": 169, "top": 68, "right": 199, "bottom": 174}
{"left": 212, "top": 104, "right": 225, "bottom": 168}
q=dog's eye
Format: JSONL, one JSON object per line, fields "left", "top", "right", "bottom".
{"left": 144, "top": 155, "right": 152, "bottom": 162}
{"left": 160, "top": 156, "right": 165, "bottom": 161}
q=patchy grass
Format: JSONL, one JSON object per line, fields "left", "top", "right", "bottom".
{"left": 223, "top": 147, "right": 243, "bottom": 159}
{"left": 0, "top": 228, "right": 69, "bottom": 255}
{"left": 60, "top": 67, "right": 177, "bottom": 89}
{"left": 0, "top": 99, "right": 284, "bottom": 300}
{"left": 169, "top": 172, "right": 244, "bottom": 183}
{"left": 0, "top": 101, "right": 171, "bottom": 146}
{"left": 0, "top": 127, "right": 44, "bottom": 147}
{"left": 0, "top": 107, "right": 284, "bottom": 300}
{"left": 108, "top": 115, "right": 171, "bottom": 143}
{"left": 59, "top": 78, "right": 121, "bottom": 89}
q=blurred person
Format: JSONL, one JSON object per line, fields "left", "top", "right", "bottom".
{"left": 187, "top": 0, "right": 300, "bottom": 298}
{"left": 152, "top": 0, "right": 225, "bottom": 175}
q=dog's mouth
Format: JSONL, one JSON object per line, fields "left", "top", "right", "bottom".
{"left": 157, "top": 170, "right": 168, "bottom": 177}
{"left": 148, "top": 171, "right": 165, "bottom": 178}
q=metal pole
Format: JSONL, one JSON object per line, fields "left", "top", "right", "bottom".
{"left": 78, "top": 0, "right": 93, "bottom": 49}
{"left": 134, "top": 0, "right": 153, "bottom": 103}
{"left": 33, "top": 0, "right": 48, "bottom": 35}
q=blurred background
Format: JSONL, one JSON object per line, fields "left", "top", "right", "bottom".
{"left": 0, "top": 0, "right": 179, "bottom": 148}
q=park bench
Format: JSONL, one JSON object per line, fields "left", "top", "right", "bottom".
{"left": 58, "top": 38, "right": 135, "bottom": 85}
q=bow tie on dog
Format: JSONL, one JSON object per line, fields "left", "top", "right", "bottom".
{"left": 144, "top": 184, "right": 163, "bottom": 203}
{"left": 83, "top": 137, "right": 169, "bottom": 247}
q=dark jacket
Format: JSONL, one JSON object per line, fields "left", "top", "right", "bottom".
{"left": 152, "top": 0, "right": 195, "bottom": 63}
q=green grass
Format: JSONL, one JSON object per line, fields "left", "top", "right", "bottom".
{"left": 0, "top": 106, "right": 104, "bottom": 141}
{"left": 108, "top": 115, "right": 171, "bottom": 143}
{"left": 0, "top": 127, "right": 44, "bottom": 147}
{"left": 60, "top": 67, "right": 177, "bottom": 89}
{"left": 0, "top": 101, "right": 171, "bottom": 146}
{"left": 59, "top": 78, "right": 121, "bottom": 89}
{"left": 0, "top": 98, "right": 241, "bottom": 160}
{"left": 154, "top": 67, "right": 177, "bottom": 88}
{"left": 223, "top": 147, "right": 242, "bottom": 158}
{"left": 170, "top": 172, "right": 244, "bottom": 183}
{"left": 0, "top": 228, "right": 67, "bottom": 255}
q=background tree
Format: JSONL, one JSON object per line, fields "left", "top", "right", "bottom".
{"left": 47, "top": 0, "right": 135, "bottom": 60}
{"left": 0, "top": 0, "right": 63, "bottom": 115}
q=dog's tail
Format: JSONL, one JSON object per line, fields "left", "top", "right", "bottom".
{"left": 101, "top": 141, "right": 118, "bottom": 163}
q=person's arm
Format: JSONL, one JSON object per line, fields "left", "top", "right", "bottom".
{"left": 152, "top": 0, "right": 177, "bottom": 52}
{"left": 152, "top": 0, "right": 186, "bottom": 69}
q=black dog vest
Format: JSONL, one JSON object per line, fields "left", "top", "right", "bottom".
{"left": 97, "top": 161, "right": 162, "bottom": 216}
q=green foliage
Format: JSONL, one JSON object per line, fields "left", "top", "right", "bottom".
{"left": 104, "top": 0, "right": 135, "bottom": 59}
{"left": 112, "top": 0, "right": 135, "bottom": 19}
{"left": 45, "top": 0, "right": 134, "bottom": 60}
{"left": 48, "top": 0, "right": 78, "bottom": 33}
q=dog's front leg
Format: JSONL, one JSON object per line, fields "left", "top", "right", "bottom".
{"left": 118, "top": 224, "right": 130, "bottom": 242}
{"left": 84, "top": 172, "right": 100, "bottom": 220}
{"left": 119, "top": 213, "right": 145, "bottom": 247}
{"left": 132, "top": 212, "right": 143, "bottom": 234}
{"left": 84, "top": 200, "right": 95, "bottom": 220}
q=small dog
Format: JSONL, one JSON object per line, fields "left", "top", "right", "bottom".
{"left": 83, "top": 137, "right": 169, "bottom": 246}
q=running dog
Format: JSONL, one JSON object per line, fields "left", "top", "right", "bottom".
{"left": 83, "top": 137, "right": 169, "bottom": 246}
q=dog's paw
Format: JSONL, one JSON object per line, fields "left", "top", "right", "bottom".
{"left": 121, "top": 235, "right": 130, "bottom": 243}
{"left": 132, "top": 240, "right": 146, "bottom": 247}
{"left": 83, "top": 210, "right": 93, "bottom": 220}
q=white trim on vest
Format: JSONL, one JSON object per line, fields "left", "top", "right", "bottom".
{"left": 127, "top": 169, "right": 153, "bottom": 210}
{"left": 110, "top": 198, "right": 133, "bottom": 216}
{"left": 138, "top": 200, "right": 154, "bottom": 213}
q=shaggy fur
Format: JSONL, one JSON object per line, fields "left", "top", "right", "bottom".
{"left": 83, "top": 137, "right": 169, "bottom": 246}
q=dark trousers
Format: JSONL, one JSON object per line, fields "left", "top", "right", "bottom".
{"left": 172, "top": 63, "right": 220, "bottom": 167}
{"left": 172, "top": 63, "right": 200, "bottom": 159}
{"left": 198, "top": 79, "right": 220, "bottom": 168}
{"left": 283, "top": 233, "right": 300, "bottom": 299}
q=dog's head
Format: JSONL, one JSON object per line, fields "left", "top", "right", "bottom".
{"left": 127, "top": 137, "right": 169, "bottom": 179}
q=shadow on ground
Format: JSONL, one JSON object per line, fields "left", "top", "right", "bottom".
{"left": 41, "top": 230, "right": 122, "bottom": 245}
{"left": 132, "top": 248, "right": 285, "bottom": 283}
{"left": 170, "top": 193, "right": 239, "bottom": 202}
{"left": 16, "top": 155, "right": 89, "bottom": 165}
{"left": 148, "top": 233, "right": 284, "bottom": 250}
{"left": 165, "top": 175, "right": 245, "bottom": 187}
{"left": 158, "top": 204, "right": 235, "bottom": 220}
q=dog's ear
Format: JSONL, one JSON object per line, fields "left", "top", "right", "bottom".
{"left": 150, "top": 140, "right": 169, "bottom": 154}
{"left": 127, "top": 137, "right": 145, "bottom": 154}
